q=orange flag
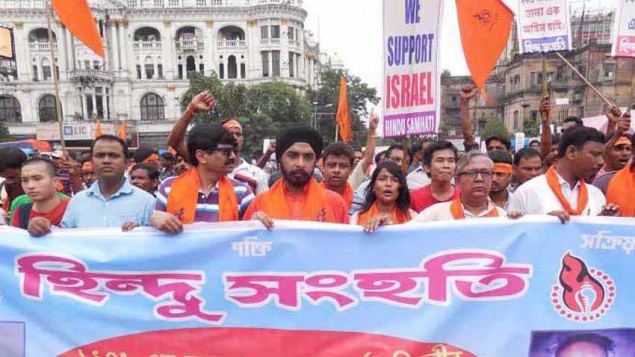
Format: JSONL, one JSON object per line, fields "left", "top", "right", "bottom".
{"left": 335, "top": 76, "right": 352, "bottom": 143}
{"left": 118, "top": 120, "right": 127, "bottom": 141}
{"left": 456, "top": 0, "right": 513, "bottom": 101}
{"left": 51, "top": 0, "right": 105, "bottom": 58}
{"left": 94, "top": 120, "right": 102, "bottom": 139}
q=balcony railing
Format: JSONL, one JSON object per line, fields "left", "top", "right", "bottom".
{"left": 175, "top": 40, "right": 205, "bottom": 51}
{"left": 217, "top": 40, "right": 247, "bottom": 49}
{"left": 133, "top": 41, "right": 162, "bottom": 50}
{"left": 29, "top": 42, "right": 58, "bottom": 51}
{"left": 69, "top": 69, "right": 114, "bottom": 83}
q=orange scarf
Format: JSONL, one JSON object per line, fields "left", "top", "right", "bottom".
{"left": 357, "top": 203, "right": 411, "bottom": 226}
{"left": 449, "top": 197, "right": 499, "bottom": 220}
{"left": 166, "top": 168, "right": 238, "bottom": 224}
{"left": 320, "top": 182, "right": 354, "bottom": 210}
{"left": 257, "top": 178, "right": 336, "bottom": 222}
{"left": 606, "top": 163, "right": 635, "bottom": 217}
{"left": 545, "top": 166, "right": 588, "bottom": 215}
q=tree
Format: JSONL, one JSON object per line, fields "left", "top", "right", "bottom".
{"left": 179, "top": 72, "right": 312, "bottom": 159}
{"left": 0, "top": 123, "right": 13, "bottom": 143}
{"left": 482, "top": 119, "right": 510, "bottom": 140}
{"left": 307, "top": 69, "right": 379, "bottom": 147}
{"left": 523, "top": 118, "right": 540, "bottom": 137}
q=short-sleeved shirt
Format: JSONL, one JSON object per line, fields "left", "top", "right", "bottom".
{"left": 9, "top": 192, "right": 69, "bottom": 224}
{"left": 508, "top": 173, "right": 606, "bottom": 216}
{"left": 406, "top": 166, "right": 432, "bottom": 190}
{"left": 410, "top": 185, "right": 461, "bottom": 213}
{"left": 12, "top": 198, "right": 70, "bottom": 229}
{"left": 411, "top": 201, "right": 506, "bottom": 222}
{"left": 231, "top": 159, "right": 270, "bottom": 194}
{"left": 61, "top": 180, "right": 156, "bottom": 228}
{"left": 592, "top": 171, "right": 617, "bottom": 196}
{"left": 156, "top": 176, "right": 254, "bottom": 222}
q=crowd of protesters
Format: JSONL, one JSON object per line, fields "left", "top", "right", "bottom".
{"left": 1, "top": 85, "right": 632, "bottom": 236}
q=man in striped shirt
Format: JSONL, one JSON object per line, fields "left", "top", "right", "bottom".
{"left": 150, "top": 124, "right": 254, "bottom": 233}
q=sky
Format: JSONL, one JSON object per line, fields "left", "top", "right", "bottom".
{"left": 304, "top": 0, "right": 607, "bottom": 92}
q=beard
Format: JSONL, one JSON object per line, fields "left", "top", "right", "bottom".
{"left": 281, "top": 165, "right": 312, "bottom": 188}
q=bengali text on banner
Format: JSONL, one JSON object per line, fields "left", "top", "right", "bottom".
{"left": 517, "top": 0, "right": 572, "bottom": 54}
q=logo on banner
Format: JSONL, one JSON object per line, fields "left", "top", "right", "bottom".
{"left": 232, "top": 236, "right": 272, "bottom": 257}
{"left": 551, "top": 252, "right": 615, "bottom": 322}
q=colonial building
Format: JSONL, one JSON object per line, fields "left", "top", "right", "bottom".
{"left": 442, "top": 9, "right": 635, "bottom": 135}
{"left": 0, "top": 0, "right": 325, "bottom": 146}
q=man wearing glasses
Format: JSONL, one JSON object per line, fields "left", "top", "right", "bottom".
{"left": 150, "top": 124, "right": 254, "bottom": 234}
{"left": 412, "top": 151, "right": 507, "bottom": 222}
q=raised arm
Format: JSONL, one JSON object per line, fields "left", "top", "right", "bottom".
{"left": 539, "top": 95, "right": 552, "bottom": 159}
{"left": 605, "top": 105, "right": 622, "bottom": 141}
{"left": 603, "top": 111, "right": 631, "bottom": 161}
{"left": 361, "top": 112, "right": 379, "bottom": 175}
{"left": 460, "top": 85, "right": 478, "bottom": 150}
{"left": 167, "top": 91, "right": 216, "bottom": 162}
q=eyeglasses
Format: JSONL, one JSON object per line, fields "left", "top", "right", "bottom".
{"left": 458, "top": 170, "right": 493, "bottom": 180}
{"left": 210, "top": 147, "right": 238, "bottom": 157}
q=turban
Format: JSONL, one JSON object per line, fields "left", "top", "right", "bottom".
{"left": 276, "top": 127, "right": 324, "bottom": 161}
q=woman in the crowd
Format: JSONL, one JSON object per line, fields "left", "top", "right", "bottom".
{"left": 351, "top": 161, "right": 416, "bottom": 233}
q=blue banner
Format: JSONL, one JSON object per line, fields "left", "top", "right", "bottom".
{"left": 1, "top": 217, "right": 634, "bottom": 356}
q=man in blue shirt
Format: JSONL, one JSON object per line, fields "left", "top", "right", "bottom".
{"left": 60, "top": 135, "right": 156, "bottom": 230}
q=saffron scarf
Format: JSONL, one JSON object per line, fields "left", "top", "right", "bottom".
{"left": 449, "top": 197, "right": 499, "bottom": 220}
{"left": 321, "top": 182, "right": 354, "bottom": 211}
{"left": 258, "top": 178, "right": 336, "bottom": 222}
{"left": 545, "top": 166, "right": 588, "bottom": 215}
{"left": 166, "top": 168, "right": 238, "bottom": 224}
{"left": 357, "top": 203, "right": 411, "bottom": 226}
{"left": 606, "top": 163, "right": 635, "bottom": 217}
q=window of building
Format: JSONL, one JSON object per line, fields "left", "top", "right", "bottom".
{"left": 0, "top": 96, "right": 22, "bottom": 123}
{"left": 228, "top": 55, "right": 237, "bottom": 79}
{"left": 272, "top": 51, "right": 280, "bottom": 77}
{"left": 196, "top": 0, "right": 206, "bottom": 5}
{"left": 140, "top": 93, "right": 165, "bottom": 121}
{"left": 93, "top": 60, "right": 100, "bottom": 70}
{"left": 128, "top": 0, "right": 137, "bottom": 6}
{"left": 32, "top": 65, "right": 38, "bottom": 81}
{"left": 42, "top": 59, "right": 52, "bottom": 81}
{"left": 158, "top": 64, "right": 164, "bottom": 78}
{"left": 513, "top": 110, "right": 519, "bottom": 130}
{"left": 603, "top": 63, "right": 616, "bottom": 81}
{"left": 154, "top": 0, "right": 164, "bottom": 5}
{"left": 240, "top": 63, "right": 246, "bottom": 79}
{"left": 262, "top": 51, "right": 269, "bottom": 77}
{"left": 219, "top": 63, "right": 224, "bottom": 79}
{"left": 85, "top": 60, "right": 90, "bottom": 69}
{"left": 39, "top": 95, "right": 61, "bottom": 122}
{"left": 261, "top": 26, "right": 269, "bottom": 40}
{"left": 288, "top": 26, "right": 294, "bottom": 40}
{"left": 168, "top": 0, "right": 179, "bottom": 5}
{"left": 530, "top": 110, "right": 538, "bottom": 121}
{"left": 137, "top": 64, "right": 142, "bottom": 79}
{"left": 145, "top": 63, "right": 154, "bottom": 79}
{"left": 289, "top": 52, "right": 294, "bottom": 77}
{"left": 199, "top": 63, "right": 204, "bottom": 74}
{"left": 271, "top": 25, "right": 280, "bottom": 39}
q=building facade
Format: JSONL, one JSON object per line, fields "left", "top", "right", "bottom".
{"left": 0, "top": 0, "right": 324, "bottom": 146}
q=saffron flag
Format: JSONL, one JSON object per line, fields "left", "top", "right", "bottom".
{"left": 335, "top": 76, "right": 352, "bottom": 143}
{"left": 456, "top": 0, "right": 513, "bottom": 100}
{"left": 94, "top": 120, "right": 102, "bottom": 138}
{"left": 51, "top": 0, "right": 105, "bottom": 58}
{"left": 118, "top": 121, "right": 127, "bottom": 141}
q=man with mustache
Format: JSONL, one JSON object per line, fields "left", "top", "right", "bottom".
{"left": 151, "top": 124, "right": 254, "bottom": 233}
{"left": 509, "top": 127, "right": 618, "bottom": 222}
{"left": 244, "top": 127, "right": 348, "bottom": 228}
{"left": 488, "top": 150, "right": 513, "bottom": 210}
{"left": 60, "top": 135, "right": 156, "bottom": 230}
{"left": 412, "top": 151, "right": 507, "bottom": 222}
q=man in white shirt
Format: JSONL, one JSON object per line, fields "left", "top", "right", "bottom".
{"left": 412, "top": 151, "right": 507, "bottom": 222}
{"left": 509, "top": 126, "right": 618, "bottom": 222}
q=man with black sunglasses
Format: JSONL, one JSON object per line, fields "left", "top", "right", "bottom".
{"left": 412, "top": 151, "right": 508, "bottom": 222}
{"left": 150, "top": 124, "right": 254, "bottom": 233}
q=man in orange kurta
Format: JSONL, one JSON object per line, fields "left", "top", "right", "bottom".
{"left": 244, "top": 127, "right": 348, "bottom": 227}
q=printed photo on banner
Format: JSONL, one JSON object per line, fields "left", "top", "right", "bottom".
{"left": 517, "top": 0, "right": 572, "bottom": 54}
{"left": 382, "top": 0, "right": 442, "bottom": 138}
{"left": 0, "top": 321, "right": 25, "bottom": 356}
{"left": 529, "top": 328, "right": 635, "bottom": 357}
{"left": 612, "top": 0, "right": 635, "bottom": 57}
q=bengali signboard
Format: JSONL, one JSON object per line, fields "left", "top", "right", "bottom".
{"left": 517, "top": 0, "right": 572, "bottom": 54}
{"left": 1, "top": 218, "right": 635, "bottom": 356}
{"left": 612, "top": 0, "right": 635, "bottom": 57}
{"left": 382, "top": 0, "right": 442, "bottom": 138}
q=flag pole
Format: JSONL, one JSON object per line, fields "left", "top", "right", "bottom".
{"left": 555, "top": 52, "right": 613, "bottom": 107}
{"left": 541, "top": 53, "right": 548, "bottom": 98}
{"left": 45, "top": 0, "right": 66, "bottom": 152}
{"left": 334, "top": 123, "right": 339, "bottom": 142}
